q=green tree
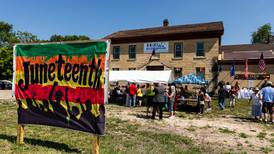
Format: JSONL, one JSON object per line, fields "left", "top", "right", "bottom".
{"left": 0, "top": 47, "right": 13, "bottom": 80}
{"left": 49, "top": 34, "right": 64, "bottom": 42}
{"left": 0, "top": 21, "right": 19, "bottom": 80}
{"left": 251, "top": 23, "right": 272, "bottom": 44}
{"left": 49, "top": 34, "right": 90, "bottom": 42}
{"left": 16, "top": 31, "right": 38, "bottom": 43}
{"left": 0, "top": 21, "right": 19, "bottom": 47}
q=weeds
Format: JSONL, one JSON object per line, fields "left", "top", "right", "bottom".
{"left": 257, "top": 132, "right": 267, "bottom": 140}
{"left": 239, "top": 133, "right": 248, "bottom": 138}
{"left": 260, "top": 147, "right": 272, "bottom": 154}
{"left": 219, "top": 128, "right": 235, "bottom": 134}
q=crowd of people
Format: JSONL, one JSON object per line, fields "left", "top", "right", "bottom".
{"left": 111, "top": 80, "right": 274, "bottom": 123}
{"left": 218, "top": 80, "right": 274, "bottom": 123}
{"left": 112, "top": 82, "right": 178, "bottom": 119}
{"left": 111, "top": 82, "right": 212, "bottom": 119}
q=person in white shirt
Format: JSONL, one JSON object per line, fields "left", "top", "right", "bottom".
{"left": 168, "top": 84, "right": 176, "bottom": 117}
{"left": 225, "top": 82, "right": 231, "bottom": 105}
{"left": 204, "top": 92, "right": 212, "bottom": 111}
{"left": 249, "top": 87, "right": 262, "bottom": 120}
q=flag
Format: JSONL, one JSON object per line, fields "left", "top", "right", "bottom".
{"left": 258, "top": 52, "right": 266, "bottom": 72}
{"left": 244, "top": 59, "right": 248, "bottom": 79}
{"left": 152, "top": 48, "right": 155, "bottom": 56}
{"left": 149, "top": 48, "right": 155, "bottom": 61}
{"left": 230, "top": 60, "right": 235, "bottom": 77}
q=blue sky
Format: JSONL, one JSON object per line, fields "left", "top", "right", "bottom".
{"left": 1, "top": 0, "right": 273, "bottom": 45}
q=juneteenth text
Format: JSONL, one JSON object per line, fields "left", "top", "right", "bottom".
{"left": 18, "top": 54, "right": 103, "bottom": 91}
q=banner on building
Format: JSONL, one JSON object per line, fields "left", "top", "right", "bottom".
{"left": 13, "top": 41, "right": 109, "bottom": 135}
{"left": 144, "top": 42, "right": 169, "bottom": 53}
{"left": 234, "top": 74, "right": 270, "bottom": 80}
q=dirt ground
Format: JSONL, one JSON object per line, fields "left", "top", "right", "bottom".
{"left": 107, "top": 104, "right": 274, "bottom": 154}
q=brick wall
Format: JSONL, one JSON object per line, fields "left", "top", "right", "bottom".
{"left": 109, "top": 38, "right": 220, "bottom": 92}
{"left": 110, "top": 38, "right": 219, "bottom": 78}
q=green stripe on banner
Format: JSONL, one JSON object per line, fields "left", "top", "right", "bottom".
{"left": 16, "top": 42, "right": 107, "bottom": 61}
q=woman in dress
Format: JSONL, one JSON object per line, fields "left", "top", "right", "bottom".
{"left": 249, "top": 87, "right": 262, "bottom": 120}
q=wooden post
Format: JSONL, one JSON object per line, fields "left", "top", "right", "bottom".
{"left": 17, "top": 124, "right": 24, "bottom": 144}
{"left": 92, "top": 135, "right": 100, "bottom": 154}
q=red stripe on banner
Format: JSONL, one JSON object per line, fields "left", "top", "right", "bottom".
{"left": 15, "top": 84, "right": 104, "bottom": 104}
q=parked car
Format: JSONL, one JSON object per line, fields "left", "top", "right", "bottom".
{"left": 0, "top": 80, "right": 12, "bottom": 90}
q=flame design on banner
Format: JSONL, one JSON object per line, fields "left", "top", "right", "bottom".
{"left": 14, "top": 42, "right": 108, "bottom": 135}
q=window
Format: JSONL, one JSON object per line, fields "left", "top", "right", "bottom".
{"left": 113, "top": 46, "right": 120, "bottom": 59}
{"left": 128, "top": 68, "right": 136, "bottom": 70}
{"left": 174, "top": 43, "right": 183, "bottom": 57}
{"left": 196, "top": 67, "right": 205, "bottom": 79}
{"left": 174, "top": 67, "right": 182, "bottom": 78}
{"left": 128, "top": 45, "right": 136, "bottom": 59}
{"left": 112, "top": 68, "right": 119, "bottom": 71}
{"left": 196, "top": 42, "right": 205, "bottom": 56}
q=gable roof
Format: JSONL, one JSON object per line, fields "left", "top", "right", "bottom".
{"left": 105, "top": 21, "right": 224, "bottom": 43}
{"left": 221, "top": 43, "right": 273, "bottom": 52}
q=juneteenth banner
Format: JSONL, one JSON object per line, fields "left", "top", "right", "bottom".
{"left": 13, "top": 41, "right": 109, "bottom": 135}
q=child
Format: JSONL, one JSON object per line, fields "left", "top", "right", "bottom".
{"left": 197, "top": 88, "right": 205, "bottom": 114}
{"left": 204, "top": 91, "right": 212, "bottom": 111}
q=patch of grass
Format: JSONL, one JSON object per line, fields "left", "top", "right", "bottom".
{"left": 0, "top": 101, "right": 206, "bottom": 154}
{"left": 176, "top": 112, "right": 188, "bottom": 119}
{"left": 219, "top": 128, "right": 235, "bottom": 134}
{"left": 176, "top": 99, "right": 251, "bottom": 120}
{"left": 104, "top": 118, "right": 203, "bottom": 154}
{"left": 269, "top": 139, "right": 274, "bottom": 147}
{"left": 257, "top": 132, "right": 267, "bottom": 140}
{"left": 224, "top": 151, "right": 235, "bottom": 154}
{"left": 260, "top": 147, "right": 272, "bottom": 154}
{"left": 201, "top": 124, "right": 212, "bottom": 129}
{"left": 237, "top": 143, "right": 243, "bottom": 146}
{"left": 239, "top": 133, "right": 248, "bottom": 138}
{"left": 186, "top": 125, "right": 197, "bottom": 132}
{"left": 203, "top": 99, "right": 251, "bottom": 118}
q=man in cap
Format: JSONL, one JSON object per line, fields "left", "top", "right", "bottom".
{"left": 260, "top": 80, "right": 274, "bottom": 123}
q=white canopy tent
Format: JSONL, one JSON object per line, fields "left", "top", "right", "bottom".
{"left": 109, "top": 70, "right": 174, "bottom": 83}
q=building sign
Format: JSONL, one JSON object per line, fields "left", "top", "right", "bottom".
{"left": 144, "top": 42, "right": 169, "bottom": 53}
{"left": 13, "top": 41, "right": 109, "bottom": 135}
{"left": 234, "top": 74, "right": 270, "bottom": 80}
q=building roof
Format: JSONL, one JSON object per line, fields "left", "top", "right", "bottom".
{"left": 221, "top": 44, "right": 274, "bottom": 60}
{"left": 105, "top": 21, "right": 224, "bottom": 44}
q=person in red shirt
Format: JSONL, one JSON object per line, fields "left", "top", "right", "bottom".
{"left": 129, "top": 83, "right": 137, "bottom": 107}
